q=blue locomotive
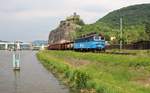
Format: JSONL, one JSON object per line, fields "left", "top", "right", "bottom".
{"left": 73, "top": 33, "right": 105, "bottom": 51}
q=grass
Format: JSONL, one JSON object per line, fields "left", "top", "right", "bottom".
{"left": 37, "top": 50, "right": 150, "bottom": 93}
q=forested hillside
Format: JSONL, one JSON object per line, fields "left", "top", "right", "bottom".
{"left": 77, "top": 4, "right": 150, "bottom": 44}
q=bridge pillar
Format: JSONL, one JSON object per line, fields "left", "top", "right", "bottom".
{"left": 17, "top": 43, "right": 20, "bottom": 50}
{"left": 5, "top": 43, "right": 8, "bottom": 50}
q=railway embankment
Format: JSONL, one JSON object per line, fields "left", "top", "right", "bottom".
{"left": 37, "top": 50, "right": 150, "bottom": 93}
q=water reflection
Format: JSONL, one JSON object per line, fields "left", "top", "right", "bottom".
{"left": 0, "top": 51, "right": 70, "bottom": 93}
{"left": 13, "top": 70, "right": 20, "bottom": 93}
{"left": 12, "top": 51, "right": 20, "bottom": 70}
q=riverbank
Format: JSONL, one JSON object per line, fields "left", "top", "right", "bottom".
{"left": 37, "top": 50, "right": 150, "bottom": 93}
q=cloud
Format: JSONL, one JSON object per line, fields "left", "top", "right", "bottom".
{"left": 1, "top": 0, "right": 150, "bottom": 22}
{"left": 0, "top": 0, "right": 150, "bottom": 41}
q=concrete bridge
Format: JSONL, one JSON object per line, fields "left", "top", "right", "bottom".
{"left": 0, "top": 41, "right": 32, "bottom": 50}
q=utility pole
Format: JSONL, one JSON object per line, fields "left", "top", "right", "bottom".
{"left": 120, "top": 17, "right": 123, "bottom": 51}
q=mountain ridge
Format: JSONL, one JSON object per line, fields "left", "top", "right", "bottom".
{"left": 98, "top": 3, "right": 150, "bottom": 28}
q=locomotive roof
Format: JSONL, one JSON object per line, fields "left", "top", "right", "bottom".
{"left": 76, "top": 34, "right": 98, "bottom": 40}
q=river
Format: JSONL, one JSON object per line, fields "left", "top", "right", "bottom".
{"left": 0, "top": 50, "right": 69, "bottom": 93}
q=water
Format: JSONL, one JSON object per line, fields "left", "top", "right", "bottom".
{"left": 0, "top": 50, "right": 69, "bottom": 93}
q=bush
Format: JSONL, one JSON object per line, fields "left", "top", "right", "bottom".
{"left": 74, "top": 70, "right": 89, "bottom": 89}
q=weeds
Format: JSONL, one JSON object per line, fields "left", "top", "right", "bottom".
{"left": 37, "top": 50, "right": 150, "bottom": 93}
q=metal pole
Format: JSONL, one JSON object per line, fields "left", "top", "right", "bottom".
{"left": 120, "top": 17, "right": 123, "bottom": 50}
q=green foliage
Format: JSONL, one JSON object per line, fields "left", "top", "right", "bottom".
{"left": 76, "top": 19, "right": 85, "bottom": 26}
{"left": 37, "top": 50, "right": 150, "bottom": 93}
{"left": 99, "top": 4, "right": 150, "bottom": 28}
{"left": 37, "top": 51, "right": 90, "bottom": 90}
{"left": 145, "top": 21, "right": 150, "bottom": 39}
{"left": 77, "top": 4, "right": 150, "bottom": 44}
{"left": 74, "top": 70, "right": 89, "bottom": 89}
{"left": 69, "top": 31, "right": 77, "bottom": 41}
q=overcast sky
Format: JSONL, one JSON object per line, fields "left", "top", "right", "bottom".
{"left": 0, "top": 0, "right": 150, "bottom": 41}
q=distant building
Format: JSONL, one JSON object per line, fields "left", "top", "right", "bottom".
{"left": 110, "top": 36, "right": 116, "bottom": 41}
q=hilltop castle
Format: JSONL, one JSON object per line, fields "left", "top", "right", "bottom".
{"left": 48, "top": 13, "right": 84, "bottom": 44}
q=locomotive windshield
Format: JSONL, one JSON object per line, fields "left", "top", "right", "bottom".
{"left": 94, "top": 36, "right": 100, "bottom": 40}
{"left": 94, "top": 35, "right": 105, "bottom": 41}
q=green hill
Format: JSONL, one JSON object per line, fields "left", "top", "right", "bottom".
{"left": 77, "top": 4, "right": 150, "bottom": 44}
{"left": 99, "top": 4, "right": 150, "bottom": 28}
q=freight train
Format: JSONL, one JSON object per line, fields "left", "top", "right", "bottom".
{"left": 48, "top": 33, "right": 106, "bottom": 51}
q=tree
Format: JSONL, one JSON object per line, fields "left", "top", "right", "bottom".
{"left": 145, "top": 21, "right": 150, "bottom": 40}
{"left": 69, "top": 31, "right": 76, "bottom": 41}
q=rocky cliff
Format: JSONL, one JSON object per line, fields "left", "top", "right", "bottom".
{"left": 48, "top": 13, "right": 84, "bottom": 44}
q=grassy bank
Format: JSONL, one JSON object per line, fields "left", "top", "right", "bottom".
{"left": 37, "top": 50, "right": 150, "bottom": 93}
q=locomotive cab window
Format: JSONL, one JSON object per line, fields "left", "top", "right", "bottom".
{"left": 101, "top": 36, "right": 105, "bottom": 40}
{"left": 94, "top": 36, "right": 100, "bottom": 41}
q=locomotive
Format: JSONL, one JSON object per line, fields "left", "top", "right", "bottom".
{"left": 74, "top": 33, "right": 105, "bottom": 51}
{"left": 48, "top": 33, "right": 106, "bottom": 51}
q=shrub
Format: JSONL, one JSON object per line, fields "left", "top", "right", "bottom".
{"left": 74, "top": 70, "right": 89, "bottom": 89}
